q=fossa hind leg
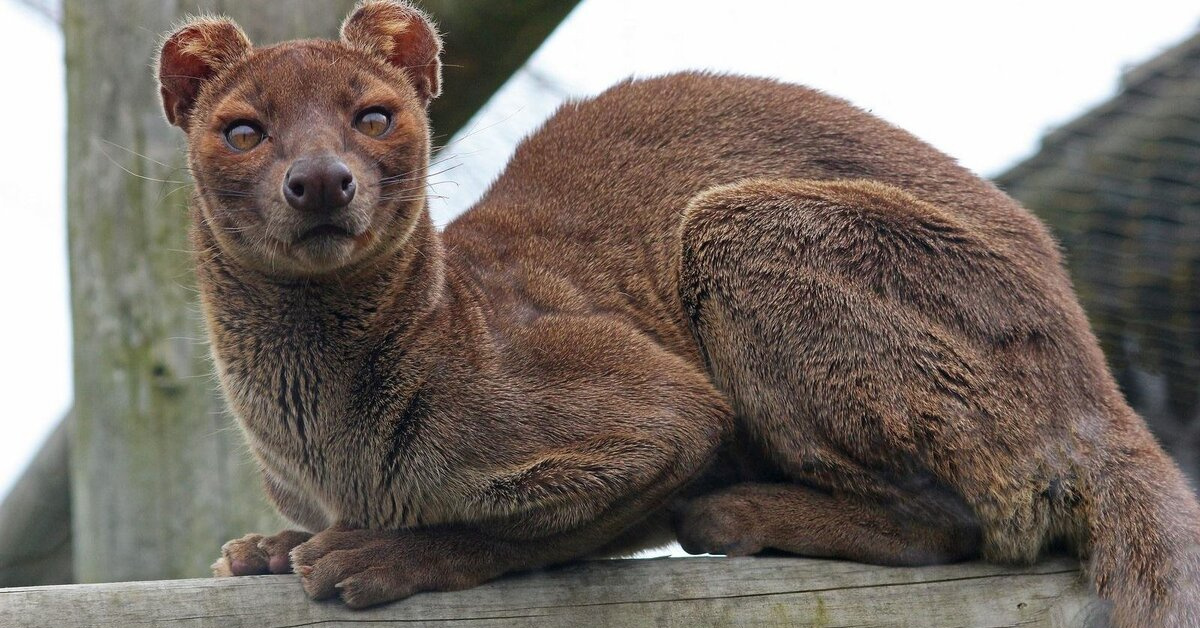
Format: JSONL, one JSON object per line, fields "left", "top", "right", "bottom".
{"left": 673, "top": 178, "right": 1058, "bottom": 565}
{"left": 674, "top": 483, "right": 978, "bottom": 565}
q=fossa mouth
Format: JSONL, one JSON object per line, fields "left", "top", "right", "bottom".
{"left": 297, "top": 223, "right": 355, "bottom": 243}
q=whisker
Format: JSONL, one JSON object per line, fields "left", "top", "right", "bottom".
{"left": 99, "top": 138, "right": 173, "bottom": 168}
{"left": 99, "top": 146, "right": 188, "bottom": 185}
{"left": 432, "top": 107, "right": 523, "bottom": 153}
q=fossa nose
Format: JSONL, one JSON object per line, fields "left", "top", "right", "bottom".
{"left": 283, "top": 154, "right": 356, "bottom": 214}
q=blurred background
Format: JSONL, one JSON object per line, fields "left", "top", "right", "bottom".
{"left": 1, "top": 0, "right": 1199, "bottom": 587}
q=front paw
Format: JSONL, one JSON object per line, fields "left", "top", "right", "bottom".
{"left": 212, "top": 530, "right": 313, "bottom": 577}
{"left": 290, "top": 526, "right": 484, "bottom": 609}
{"left": 290, "top": 527, "right": 412, "bottom": 608}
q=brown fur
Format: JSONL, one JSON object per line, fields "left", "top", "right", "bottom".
{"left": 156, "top": 2, "right": 1199, "bottom": 623}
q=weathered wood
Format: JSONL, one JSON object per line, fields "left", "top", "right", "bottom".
{"left": 0, "top": 557, "right": 1106, "bottom": 627}
{"left": 63, "top": 0, "right": 356, "bottom": 584}
{"left": 62, "top": 0, "right": 581, "bottom": 586}
{"left": 423, "top": 0, "right": 583, "bottom": 138}
{"left": 0, "top": 418, "right": 72, "bottom": 587}
{"left": 61, "top": 0, "right": 582, "bottom": 584}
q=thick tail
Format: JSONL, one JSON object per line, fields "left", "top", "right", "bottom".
{"left": 1084, "top": 428, "right": 1200, "bottom": 627}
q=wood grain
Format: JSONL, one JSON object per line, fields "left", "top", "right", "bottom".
{"left": 0, "top": 557, "right": 1108, "bottom": 627}
{"left": 60, "top": 0, "right": 581, "bottom": 585}
{"left": 0, "top": 419, "right": 71, "bottom": 587}
{"left": 63, "top": 0, "right": 356, "bottom": 583}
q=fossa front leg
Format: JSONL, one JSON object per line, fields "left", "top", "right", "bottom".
{"left": 289, "top": 526, "right": 513, "bottom": 607}
{"left": 292, "top": 395, "right": 729, "bottom": 607}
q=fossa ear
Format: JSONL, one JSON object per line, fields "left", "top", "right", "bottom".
{"left": 156, "top": 17, "right": 252, "bottom": 128}
{"left": 341, "top": 1, "right": 443, "bottom": 106}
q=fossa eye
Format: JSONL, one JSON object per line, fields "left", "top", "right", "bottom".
{"left": 224, "top": 121, "right": 265, "bottom": 151}
{"left": 354, "top": 108, "right": 392, "bottom": 137}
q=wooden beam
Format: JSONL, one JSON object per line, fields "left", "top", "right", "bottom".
{"left": 0, "top": 557, "right": 1106, "bottom": 627}
{"left": 63, "top": 0, "right": 355, "bottom": 584}
{"left": 0, "top": 418, "right": 71, "bottom": 587}
{"left": 60, "top": 0, "right": 580, "bottom": 585}
{"left": 423, "top": 0, "right": 583, "bottom": 138}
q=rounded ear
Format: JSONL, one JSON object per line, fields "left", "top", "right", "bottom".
{"left": 156, "top": 17, "right": 252, "bottom": 128}
{"left": 341, "top": 1, "right": 443, "bottom": 106}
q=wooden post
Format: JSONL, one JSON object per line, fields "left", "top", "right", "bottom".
{"left": 0, "top": 418, "right": 71, "bottom": 587}
{"left": 0, "top": 557, "right": 1105, "bottom": 627}
{"left": 61, "top": 0, "right": 582, "bottom": 585}
{"left": 64, "top": 0, "right": 356, "bottom": 584}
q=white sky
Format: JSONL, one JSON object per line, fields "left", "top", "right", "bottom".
{"left": 430, "top": 0, "right": 1200, "bottom": 221}
{"left": 0, "top": 0, "right": 69, "bottom": 500}
{"left": 1, "top": 0, "right": 1199, "bottom": 500}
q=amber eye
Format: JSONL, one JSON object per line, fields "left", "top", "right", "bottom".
{"left": 354, "top": 108, "right": 392, "bottom": 137}
{"left": 224, "top": 121, "right": 264, "bottom": 151}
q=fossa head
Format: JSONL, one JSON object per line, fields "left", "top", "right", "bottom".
{"left": 157, "top": 1, "right": 441, "bottom": 277}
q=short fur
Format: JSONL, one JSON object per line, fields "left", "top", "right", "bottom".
{"left": 156, "top": 2, "right": 1200, "bottom": 623}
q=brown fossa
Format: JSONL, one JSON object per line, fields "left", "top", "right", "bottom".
{"left": 155, "top": 1, "right": 1199, "bottom": 623}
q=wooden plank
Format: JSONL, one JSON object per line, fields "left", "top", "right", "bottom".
{"left": 0, "top": 557, "right": 1108, "bottom": 628}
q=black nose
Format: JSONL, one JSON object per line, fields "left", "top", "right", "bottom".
{"left": 282, "top": 155, "right": 356, "bottom": 213}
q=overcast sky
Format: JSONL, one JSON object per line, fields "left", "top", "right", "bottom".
{"left": 2, "top": 0, "right": 1199, "bottom": 500}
